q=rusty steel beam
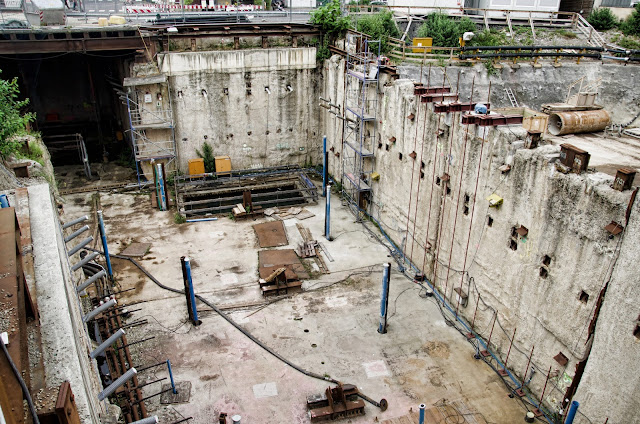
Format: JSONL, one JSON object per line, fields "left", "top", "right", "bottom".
{"left": 0, "top": 208, "right": 28, "bottom": 424}
{"left": 0, "top": 37, "right": 147, "bottom": 54}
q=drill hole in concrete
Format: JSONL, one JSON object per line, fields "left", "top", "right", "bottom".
{"left": 542, "top": 255, "right": 552, "bottom": 266}
{"left": 311, "top": 343, "right": 317, "bottom": 348}
{"left": 539, "top": 267, "right": 548, "bottom": 279}
{"left": 487, "top": 216, "right": 493, "bottom": 227}
{"left": 579, "top": 290, "right": 589, "bottom": 304}
{"left": 321, "top": 361, "right": 325, "bottom": 364}
{"left": 509, "top": 239, "right": 518, "bottom": 251}
{"left": 304, "top": 329, "right": 309, "bottom": 333}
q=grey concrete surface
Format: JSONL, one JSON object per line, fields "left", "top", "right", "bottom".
{"left": 60, "top": 187, "right": 531, "bottom": 423}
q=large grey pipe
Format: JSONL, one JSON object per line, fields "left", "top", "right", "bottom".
{"left": 83, "top": 298, "right": 117, "bottom": 323}
{"left": 76, "top": 270, "right": 107, "bottom": 293}
{"left": 90, "top": 329, "right": 125, "bottom": 359}
{"left": 98, "top": 367, "right": 137, "bottom": 401}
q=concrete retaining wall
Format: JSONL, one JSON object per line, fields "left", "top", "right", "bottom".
{"left": 322, "top": 57, "right": 640, "bottom": 423}
{"left": 158, "top": 48, "right": 322, "bottom": 172}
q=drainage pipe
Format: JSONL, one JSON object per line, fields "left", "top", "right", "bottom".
{"left": 76, "top": 270, "right": 107, "bottom": 293}
{"left": 62, "top": 215, "right": 88, "bottom": 229}
{"left": 83, "top": 298, "right": 117, "bottom": 323}
{"left": 90, "top": 328, "right": 125, "bottom": 359}
{"left": 95, "top": 250, "right": 388, "bottom": 411}
{"left": 71, "top": 252, "right": 99, "bottom": 272}
{"left": 130, "top": 417, "right": 158, "bottom": 424}
{"left": 98, "top": 367, "right": 137, "bottom": 401}
{"left": 64, "top": 225, "right": 89, "bottom": 243}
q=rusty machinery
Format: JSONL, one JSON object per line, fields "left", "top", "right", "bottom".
{"left": 307, "top": 383, "right": 387, "bottom": 422}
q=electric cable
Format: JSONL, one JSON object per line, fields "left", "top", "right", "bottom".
{"left": 89, "top": 249, "right": 388, "bottom": 410}
{"left": 1, "top": 338, "right": 41, "bottom": 424}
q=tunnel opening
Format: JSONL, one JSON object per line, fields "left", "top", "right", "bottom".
{"left": 0, "top": 50, "right": 137, "bottom": 169}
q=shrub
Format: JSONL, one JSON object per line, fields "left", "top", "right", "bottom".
{"left": 196, "top": 141, "right": 215, "bottom": 173}
{"left": 587, "top": 8, "right": 618, "bottom": 31}
{"left": 174, "top": 212, "right": 186, "bottom": 224}
{"left": 0, "top": 71, "right": 34, "bottom": 159}
{"left": 354, "top": 10, "right": 400, "bottom": 53}
{"left": 467, "top": 29, "right": 509, "bottom": 47}
{"left": 621, "top": 3, "right": 640, "bottom": 36}
{"left": 416, "top": 12, "right": 477, "bottom": 47}
{"left": 311, "top": 0, "right": 351, "bottom": 39}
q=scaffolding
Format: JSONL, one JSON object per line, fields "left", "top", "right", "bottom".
{"left": 122, "top": 74, "right": 176, "bottom": 186}
{"left": 341, "top": 33, "right": 381, "bottom": 218}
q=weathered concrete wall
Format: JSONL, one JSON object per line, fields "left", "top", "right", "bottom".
{"left": 573, "top": 193, "right": 640, "bottom": 424}
{"left": 322, "top": 57, "right": 640, "bottom": 423}
{"left": 29, "top": 184, "right": 105, "bottom": 423}
{"left": 158, "top": 48, "right": 322, "bottom": 172}
{"left": 400, "top": 62, "right": 640, "bottom": 124}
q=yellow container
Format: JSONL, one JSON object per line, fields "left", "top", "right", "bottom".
{"left": 188, "top": 158, "right": 205, "bottom": 175}
{"left": 215, "top": 156, "right": 232, "bottom": 175}
{"left": 412, "top": 37, "right": 432, "bottom": 53}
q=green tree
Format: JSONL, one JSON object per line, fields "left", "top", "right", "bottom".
{"left": 355, "top": 10, "right": 400, "bottom": 54}
{"left": 0, "top": 71, "right": 33, "bottom": 158}
{"left": 621, "top": 3, "right": 640, "bottom": 36}
{"left": 587, "top": 8, "right": 618, "bottom": 31}
{"left": 416, "top": 12, "right": 477, "bottom": 47}
{"left": 311, "top": 0, "right": 351, "bottom": 60}
{"left": 196, "top": 141, "right": 215, "bottom": 173}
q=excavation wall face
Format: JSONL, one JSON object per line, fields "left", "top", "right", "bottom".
{"left": 157, "top": 48, "right": 322, "bottom": 172}
{"left": 400, "top": 62, "right": 640, "bottom": 124}
{"left": 322, "top": 57, "right": 640, "bottom": 424}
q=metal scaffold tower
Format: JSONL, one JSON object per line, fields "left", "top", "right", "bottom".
{"left": 341, "top": 33, "right": 381, "bottom": 218}
{"left": 122, "top": 75, "right": 176, "bottom": 185}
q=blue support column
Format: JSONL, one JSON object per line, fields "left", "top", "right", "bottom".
{"left": 324, "top": 184, "right": 331, "bottom": 240}
{"left": 156, "top": 163, "right": 167, "bottom": 211}
{"left": 0, "top": 194, "right": 9, "bottom": 208}
{"left": 167, "top": 359, "right": 177, "bottom": 394}
{"left": 322, "top": 135, "right": 327, "bottom": 197}
{"left": 97, "top": 210, "right": 113, "bottom": 281}
{"left": 181, "top": 256, "right": 201, "bottom": 326}
{"left": 564, "top": 401, "right": 579, "bottom": 424}
{"left": 419, "top": 403, "right": 425, "bottom": 424}
{"left": 378, "top": 263, "right": 391, "bottom": 334}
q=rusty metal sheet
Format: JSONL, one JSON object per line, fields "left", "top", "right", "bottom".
{"left": 258, "top": 249, "right": 309, "bottom": 279}
{"left": 120, "top": 243, "right": 152, "bottom": 257}
{"left": 254, "top": 221, "right": 288, "bottom": 248}
{"left": 55, "top": 381, "right": 81, "bottom": 424}
{"left": 0, "top": 207, "right": 27, "bottom": 424}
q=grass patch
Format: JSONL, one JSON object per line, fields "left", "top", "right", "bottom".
{"left": 552, "top": 29, "right": 578, "bottom": 39}
{"left": 174, "top": 212, "right": 186, "bottom": 224}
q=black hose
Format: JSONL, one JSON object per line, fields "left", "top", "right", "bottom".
{"left": 0, "top": 339, "right": 41, "bottom": 424}
{"left": 89, "top": 249, "right": 387, "bottom": 409}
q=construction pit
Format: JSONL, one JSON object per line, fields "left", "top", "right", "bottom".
{"left": 2, "top": 19, "right": 640, "bottom": 424}
{"left": 59, "top": 186, "right": 529, "bottom": 424}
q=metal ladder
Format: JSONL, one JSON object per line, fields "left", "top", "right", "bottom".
{"left": 505, "top": 87, "right": 519, "bottom": 107}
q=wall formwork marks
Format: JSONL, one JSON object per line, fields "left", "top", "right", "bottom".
{"left": 322, "top": 57, "right": 640, "bottom": 424}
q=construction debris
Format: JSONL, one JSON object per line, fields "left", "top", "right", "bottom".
{"left": 307, "top": 384, "right": 366, "bottom": 422}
